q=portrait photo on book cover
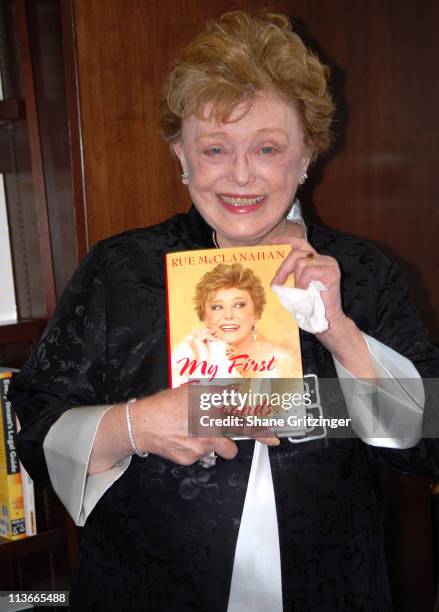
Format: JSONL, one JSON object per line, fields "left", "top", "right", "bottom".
{"left": 166, "top": 244, "right": 303, "bottom": 388}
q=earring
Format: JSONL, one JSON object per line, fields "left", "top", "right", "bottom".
{"left": 298, "top": 170, "right": 308, "bottom": 185}
{"left": 252, "top": 323, "right": 257, "bottom": 341}
{"left": 181, "top": 171, "right": 189, "bottom": 184}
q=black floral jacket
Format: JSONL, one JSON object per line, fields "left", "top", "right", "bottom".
{"left": 9, "top": 207, "right": 439, "bottom": 611}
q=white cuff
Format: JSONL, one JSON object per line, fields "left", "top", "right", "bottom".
{"left": 43, "top": 406, "right": 131, "bottom": 526}
{"left": 333, "top": 333, "right": 424, "bottom": 449}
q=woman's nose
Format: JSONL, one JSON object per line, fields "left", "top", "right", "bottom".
{"left": 228, "top": 153, "right": 254, "bottom": 185}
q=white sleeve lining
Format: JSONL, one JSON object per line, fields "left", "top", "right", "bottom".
{"left": 43, "top": 405, "right": 131, "bottom": 526}
{"left": 333, "top": 333, "right": 424, "bottom": 449}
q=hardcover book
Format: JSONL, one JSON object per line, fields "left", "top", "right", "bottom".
{"left": 165, "top": 244, "right": 307, "bottom": 438}
{"left": 0, "top": 370, "right": 26, "bottom": 540}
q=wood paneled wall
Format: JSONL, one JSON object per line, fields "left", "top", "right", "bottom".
{"left": 71, "top": 0, "right": 439, "bottom": 342}
{"left": 1, "top": 0, "right": 77, "bottom": 315}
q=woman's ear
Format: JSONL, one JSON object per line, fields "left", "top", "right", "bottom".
{"left": 298, "top": 152, "right": 311, "bottom": 185}
{"left": 171, "top": 142, "right": 189, "bottom": 184}
{"left": 172, "top": 141, "right": 186, "bottom": 168}
{"left": 302, "top": 150, "right": 312, "bottom": 175}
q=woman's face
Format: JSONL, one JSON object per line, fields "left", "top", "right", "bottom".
{"left": 173, "top": 90, "right": 310, "bottom": 247}
{"left": 203, "top": 287, "right": 256, "bottom": 347}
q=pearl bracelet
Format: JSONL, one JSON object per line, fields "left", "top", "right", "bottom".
{"left": 125, "top": 398, "right": 149, "bottom": 458}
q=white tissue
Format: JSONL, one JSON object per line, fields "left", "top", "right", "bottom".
{"left": 271, "top": 280, "right": 329, "bottom": 334}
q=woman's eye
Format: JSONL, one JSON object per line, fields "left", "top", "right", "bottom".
{"left": 205, "top": 147, "right": 223, "bottom": 156}
{"left": 234, "top": 301, "right": 246, "bottom": 309}
{"left": 211, "top": 304, "right": 223, "bottom": 311}
{"left": 259, "top": 146, "right": 276, "bottom": 155}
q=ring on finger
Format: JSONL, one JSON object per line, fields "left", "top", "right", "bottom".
{"left": 305, "top": 252, "right": 316, "bottom": 266}
{"left": 198, "top": 451, "right": 217, "bottom": 469}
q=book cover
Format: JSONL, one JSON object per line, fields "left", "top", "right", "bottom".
{"left": 165, "top": 244, "right": 307, "bottom": 438}
{"left": 0, "top": 371, "right": 26, "bottom": 540}
{"left": 20, "top": 463, "right": 36, "bottom": 537}
{"left": 15, "top": 417, "right": 37, "bottom": 537}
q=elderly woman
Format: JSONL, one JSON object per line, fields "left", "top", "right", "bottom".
{"left": 9, "top": 11, "right": 439, "bottom": 612}
{"left": 172, "top": 263, "right": 297, "bottom": 382}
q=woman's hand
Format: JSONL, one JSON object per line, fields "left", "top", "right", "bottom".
{"left": 88, "top": 384, "right": 280, "bottom": 474}
{"left": 271, "top": 236, "right": 375, "bottom": 378}
{"left": 186, "top": 329, "right": 235, "bottom": 375}
{"left": 132, "top": 385, "right": 239, "bottom": 465}
{"left": 133, "top": 385, "right": 279, "bottom": 462}
{"left": 88, "top": 385, "right": 237, "bottom": 474}
{"left": 188, "top": 328, "right": 220, "bottom": 362}
{"left": 272, "top": 237, "right": 345, "bottom": 335}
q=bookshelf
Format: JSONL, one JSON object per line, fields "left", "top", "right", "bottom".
{"left": 0, "top": 529, "right": 65, "bottom": 563}
{"left": 0, "top": 0, "right": 80, "bottom": 598}
{"left": 0, "top": 321, "right": 46, "bottom": 344}
{"left": 0, "top": 321, "right": 46, "bottom": 369}
{"left": 0, "top": 321, "right": 79, "bottom": 594}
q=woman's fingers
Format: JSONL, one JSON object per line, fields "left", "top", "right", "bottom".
{"left": 190, "top": 329, "right": 217, "bottom": 345}
{"left": 271, "top": 241, "right": 318, "bottom": 285}
{"left": 270, "top": 236, "right": 340, "bottom": 293}
{"left": 270, "top": 236, "right": 347, "bottom": 339}
{"left": 215, "top": 436, "right": 239, "bottom": 459}
{"left": 189, "top": 329, "right": 217, "bottom": 361}
{"left": 258, "top": 436, "right": 281, "bottom": 446}
{"left": 134, "top": 383, "right": 283, "bottom": 468}
{"left": 294, "top": 257, "right": 339, "bottom": 290}
{"left": 133, "top": 386, "right": 240, "bottom": 466}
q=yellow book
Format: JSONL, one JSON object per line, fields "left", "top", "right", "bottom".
{"left": 0, "top": 371, "right": 26, "bottom": 540}
{"left": 165, "top": 244, "right": 307, "bottom": 438}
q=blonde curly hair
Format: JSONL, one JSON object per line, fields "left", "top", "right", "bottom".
{"left": 194, "top": 264, "right": 266, "bottom": 321}
{"left": 160, "top": 11, "right": 334, "bottom": 161}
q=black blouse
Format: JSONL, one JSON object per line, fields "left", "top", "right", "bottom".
{"left": 9, "top": 207, "right": 439, "bottom": 611}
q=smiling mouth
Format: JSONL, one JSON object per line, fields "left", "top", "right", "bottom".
{"left": 218, "top": 195, "right": 265, "bottom": 206}
{"left": 220, "top": 324, "right": 240, "bottom": 332}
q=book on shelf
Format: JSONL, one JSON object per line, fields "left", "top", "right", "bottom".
{"left": 15, "top": 418, "right": 37, "bottom": 537}
{"left": 165, "top": 244, "right": 307, "bottom": 438}
{"left": 0, "top": 369, "right": 36, "bottom": 540}
{"left": 0, "top": 369, "right": 26, "bottom": 540}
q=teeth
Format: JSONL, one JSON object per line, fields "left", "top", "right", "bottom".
{"left": 220, "top": 195, "right": 264, "bottom": 206}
